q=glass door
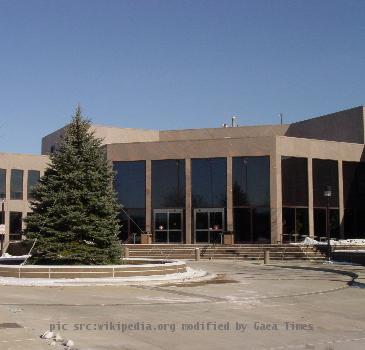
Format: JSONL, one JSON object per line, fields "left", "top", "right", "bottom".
{"left": 194, "top": 208, "right": 225, "bottom": 243}
{"left": 153, "top": 209, "right": 183, "bottom": 243}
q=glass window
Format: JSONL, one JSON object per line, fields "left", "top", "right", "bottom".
{"left": 343, "top": 161, "right": 365, "bottom": 208}
{"left": 344, "top": 208, "right": 365, "bottom": 239}
{"left": 0, "top": 169, "right": 6, "bottom": 198}
{"left": 313, "top": 159, "right": 339, "bottom": 207}
{"left": 233, "top": 207, "right": 270, "bottom": 243}
{"left": 252, "top": 208, "right": 271, "bottom": 243}
{"left": 330, "top": 209, "right": 340, "bottom": 239}
{"left": 10, "top": 211, "right": 22, "bottom": 240}
{"left": 119, "top": 208, "right": 145, "bottom": 242}
{"left": 10, "top": 169, "right": 24, "bottom": 200}
{"left": 282, "top": 207, "right": 309, "bottom": 242}
{"left": 0, "top": 204, "right": 4, "bottom": 225}
{"left": 27, "top": 170, "right": 40, "bottom": 200}
{"left": 233, "top": 156, "right": 270, "bottom": 207}
{"left": 282, "top": 157, "right": 308, "bottom": 206}
{"left": 152, "top": 160, "right": 185, "bottom": 208}
{"left": 113, "top": 161, "right": 146, "bottom": 209}
{"left": 192, "top": 158, "right": 227, "bottom": 208}
{"left": 233, "top": 208, "right": 251, "bottom": 242}
{"left": 314, "top": 208, "right": 326, "bottom": 238}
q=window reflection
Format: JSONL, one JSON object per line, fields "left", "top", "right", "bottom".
{"left": 192, "top": 158, "right": 226, "bottom": 208}
{"left": 313, "top": 159, "right": 339, "bottom": 207}
{"left": 113, "top": 161, "right": 146, "bottom": 241}
{"left": 152, "top": 160, "right": 185, "bottom": 208}
{"left": 10, "top": 211, "right": 22, "bottom": 241}
{"left": 233, "top": 156, "right": 270, "bottom": 207}
{"left": 0, "top": 169, "right": 6, "bottom": 198}
{"left": 282, "top": 157, "right": 308, "bottom": 206}
{"left": 233, "top": 156, "right": 270, "bottom": 243}
{"left": 343, "top": 161, "right": 365, "bottom": 238}
{"left": 27, "top": 170, "right": 40, "bottom": 200}
{"left": 10, "top": 169, "right": 24, "bottom": 200}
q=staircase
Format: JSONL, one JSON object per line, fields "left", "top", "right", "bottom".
{"left": 125, "top": 244, "right": 325, "bottom": 261}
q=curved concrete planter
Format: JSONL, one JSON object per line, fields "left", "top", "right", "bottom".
{"left": 0, "top": 258, "right": 187, "bottom": 279}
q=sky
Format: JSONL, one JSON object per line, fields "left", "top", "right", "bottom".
{"left": 0, "top": 0, "right": 364, "bottom": 154}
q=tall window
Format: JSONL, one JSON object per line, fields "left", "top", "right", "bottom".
{"left": 10, "top": 169, "right": 24, "bottom": 200}
{"left": 27, "top": 170, "right": 41, "bottom": 200}
{"left": 152, "top": 160, "right": 185, "bottom": 208}
{"left": 312, "top": 159, "right": 340, "bottom": 239}
{"left": 233, "top": 156, "right": 270, "bottom": 243}
{"left": 191, "top": 158, "right": 227, "bottom": 208}
{"left": 113, "top": 161, "right": 146, "bottom": 242}
{"left": 282, "top": 157, "right": 308, "bottom": 206}
{"left": 343, "top": 161, "right": 365, "bottom": 238}
{"left": 0, "top": 169, "right": 6, "bottom": 198}
{"left": 281, "top": 157, "right": 308, "bottom": 242}
{"left": 10, "top": 211, "right": 22, "bottom": 240}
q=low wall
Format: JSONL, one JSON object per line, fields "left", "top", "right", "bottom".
{"left": 0, "top": 259, "right": 186, "bottom": 279}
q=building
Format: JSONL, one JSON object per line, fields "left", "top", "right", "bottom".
{"left": 1, "top": 106, "right": 365, "bottom": 249}
{"left": 0, "top": 153, "right": 48, "bottom": 247}
{"left": 40, "top": 105, "right": 365, "bottom": 245}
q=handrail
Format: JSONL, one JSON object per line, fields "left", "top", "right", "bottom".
{"left": 200, "top": 234, "right": 222, "bottom": 257}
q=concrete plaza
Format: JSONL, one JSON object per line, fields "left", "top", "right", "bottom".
{"left": 0, "top": 260, "right": 364, "bottom": 350}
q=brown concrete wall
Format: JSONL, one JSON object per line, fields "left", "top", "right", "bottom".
{"left": 160, "top": 124, "right": 289, "bottom": 142}
{"left": 107, "top": 135, "right": 365, "bottom": 245}
{"left": 42, "top": 125, "right": 159, "bottom": 155}
{"left": 285, "top": 106, "right": 365, "bottom": 144}
{"left": 106, "top": 136, "right": 276, "bottom": 161}
{"left": 107, "top": 137, "right": 278, "bottom": 243}
{"left": 0, "top": 153, "right": 49, "bottom": 248}
{"left": 276, "top": 136, "right": 365, "bottom": 161}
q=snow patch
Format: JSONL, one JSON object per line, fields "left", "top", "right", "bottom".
{"left": 292, "top": 237, "right": 365, "bottom": 246}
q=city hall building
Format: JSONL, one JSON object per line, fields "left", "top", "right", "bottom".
{"left": 1, "top": 106, "right": 365, "bottom": 248}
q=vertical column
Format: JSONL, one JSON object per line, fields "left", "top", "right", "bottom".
{"left": 5, "top": 168, "right": 11, "bottom": 240}
{"left": 145, "top": 160, "right": 152, "bottom": 234}
{"left": 23, "top": 169, "right": 28, "bottom": 233}
{"left": 308, "top": 158, "right": 314, "bottom": 238}
{"left": 338, "top": 160, "right": 345, "bottom": 238}
{"left": 185, "top": 159, "right": 192, "bottom": 244}
{"left": 270, "top": 152, "right": 282, "bottom": 244}
{"left": 226, "top": 157, "right": 233, "bottom": 232}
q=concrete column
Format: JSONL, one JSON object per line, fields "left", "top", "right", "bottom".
{"left": 23, "top": 169, "right": 28, "bottom": 203}
{"left": 308, "top": 158, "right": 314, "bottom": 238}
{"left": 5, "top": 169, "right": 11, "bottom": 240}
{"left": 22, "top": 170, "right": 28, "bottom": 233}
{"left": 338, "top": 160, "right": 345, "bottom": 238}
{"left": 270, "top": 152, "right": 282, "bottom": 244}
{"left": 145, "top": 160, "right": 152, "bottom": 235}
{"left": 185, "top": 159, "right": 192, "bottom": 244}
{"left": 3, "top": 201, "right": 9, "bottom": 249}
{"left": 226, "top": 157, "right": 233, "bottom": 233}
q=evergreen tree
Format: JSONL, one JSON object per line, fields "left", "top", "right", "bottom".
{"left": 24, "top": 106, "right": 122, "bottom": 265}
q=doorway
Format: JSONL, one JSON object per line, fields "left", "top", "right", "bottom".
{"left": 153, "top": 209, "right": 183, "bottom": 243}
{"left": 193, "top": 208, "right": 225, "bottom": 243}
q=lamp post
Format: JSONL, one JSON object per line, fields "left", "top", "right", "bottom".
{"left": 324, "top": 186, "right": 332, "bottom": 262}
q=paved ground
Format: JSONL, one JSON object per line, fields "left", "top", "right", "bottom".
{"left": 0, "top": 260, "right": 364, "bottom": 350}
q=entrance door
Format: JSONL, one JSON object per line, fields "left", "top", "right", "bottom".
{"left": 194, "top": 208, "right": 225, "bottom": 243}
{"left": 153, "top": 209, "right": 183, "bottom": 243}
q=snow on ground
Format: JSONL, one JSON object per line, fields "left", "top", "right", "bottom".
{"left": 292, "top": 237, "right": 365, "bottom": 246}
{"left": 334, "top": 250, "right": 365, "bottom": 253}
{"left": 0, "top": 267, "right": 214, "bottom": 287}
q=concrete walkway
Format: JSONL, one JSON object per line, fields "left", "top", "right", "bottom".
{"left": 0, "top": 260, "right": 364, "bottom": 350}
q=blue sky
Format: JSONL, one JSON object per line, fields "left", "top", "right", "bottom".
{"left": 0, "top": 0, "right": 364, "bottom": 154}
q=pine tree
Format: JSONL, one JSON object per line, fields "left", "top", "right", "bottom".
{"left": 24, "top": 106, "right": 122, "bottom": 265}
